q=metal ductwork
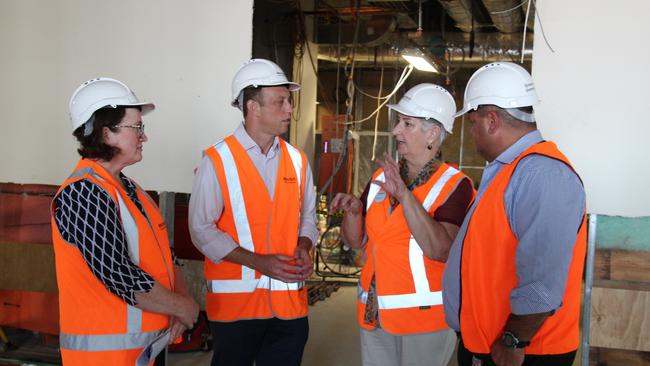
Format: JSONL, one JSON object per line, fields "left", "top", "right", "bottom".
{"left": 437, "top": 0, "right": 473, "bottom": 33}
{"left": 437, "top": 0, "right": 534, "bottom": 34}
{"left": 317, "top": 32, "right": 533, "bottom": 68}
{"left": 315, "top": 15, "right": 398, "bottom": 47}
{"left": 481, "top": 0, "right": 524, "bottom": 33}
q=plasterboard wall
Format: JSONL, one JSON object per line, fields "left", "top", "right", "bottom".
{"left": 532, "top": 1, "right": 650, "bottom": 216}
{"left": 0, "top": 0, "right": 253, "bottom": 193}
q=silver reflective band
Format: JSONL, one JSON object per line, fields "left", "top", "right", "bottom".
{"left": 357, "top": 283, "right": 369, "bottom": 304}
{"left": 285, "top": 143, "right": 304, "bottom": 189}
{"left": 377, "top": 291, "right": 443, "bottom": 309}
{"left": 207, "top": 275, "right": 304, "bottom": 293}
{"left": 214, "top": 140, "right": 256, "bottom": 281}
{"left": 357, "top": 283, "right": 442, "bottom": 310}
{"left": 366, "top": 172, "right": 386, "bottom": 208}
{"left": 60, "top": 329, "right": 166, "bottom": 351}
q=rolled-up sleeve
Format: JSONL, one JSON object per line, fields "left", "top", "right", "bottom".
{"left": 507, "top": 155, "right": 586, "bottom": 315}
{"left": 188, "top": 156, "right": 239, "bottom": 263}
{"left": 298, "top": 162, "right": 319, "bottom": 246}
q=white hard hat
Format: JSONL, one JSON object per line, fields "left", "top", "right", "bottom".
{"left": 387, "top": 83, "right": 457, "bottom": 133}
{"left": 69, "top": 77, "right": 155, "bottom": 131}
{"left": 231, "top": 58, "right": 300, "bottom": 107}
{"left": 455, "top": 62, "right": 540, "bottom": 118}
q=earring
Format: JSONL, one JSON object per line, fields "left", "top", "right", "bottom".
{"left": 427, "top": 144, "right": 433, "bottom": 150}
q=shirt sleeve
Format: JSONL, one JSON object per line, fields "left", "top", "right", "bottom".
{"left": 506, "top": 155, "right": 586, "bottom": 315}
{"left": 188, "top": 155, "right": 239, "bottom": 263}
{"left": 434, "top": 177, "right": 473, "bottom": 226}
{"left": 298, "top": 161, "right": 319, "bottom": 246}
{"left": 54, "top": 180, "right": 155, "bottom": 306}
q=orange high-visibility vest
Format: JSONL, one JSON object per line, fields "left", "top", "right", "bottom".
{"left": 460, "top": 141, "right": 587, "bottom": 355}
{"left": 203, "top": 136, "right": 308, "bottom": 321}
{"left": 358, "top": 164, "right": 472, "bottom": 334}
{"left": 51, "top": 159, "right": 175, "bottom": 366}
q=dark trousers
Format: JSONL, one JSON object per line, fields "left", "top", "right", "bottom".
{"left": 210, "top": 317, "right": 309, "bottom": 366}
{"left": 458, "top": 338, "right": 576, "bottom": 366}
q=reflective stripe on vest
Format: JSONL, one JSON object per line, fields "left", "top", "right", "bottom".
{"left": 357, "top": 283, "right": 443, "bottom": 309}
{"left": 207, "top": 275, "right": 304, "bottom": 293}
{"left": 59, "top": 329, "right": 165, "bottom": 351}
{"left": 284, "top": 142, "right": 304, "bottom": 189}
{"left": 364, "top": 166, "right": 460, "bottom": 310}
{"left": 208, "top": 139, "right": 303, "bottom": 293}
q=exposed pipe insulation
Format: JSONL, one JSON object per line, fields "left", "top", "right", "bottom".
{"left": 437, "top": 0, "right": 474, "bottom": 32}
{"left": 482, "top": 0, "right": 524, "bottom": 33}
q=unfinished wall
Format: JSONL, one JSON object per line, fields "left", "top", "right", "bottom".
{"left": 0, "top": 0, "right": 253, "bottom": 193}
{"left": 533, "top": 2, "right": 650, "bottom": 362}
{"left": 532, "top": 1, "right": 650, "bottom": 217}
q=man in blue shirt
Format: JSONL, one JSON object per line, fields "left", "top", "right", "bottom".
{"left": 442, "top": 62, "right": 587, "bottom": 366}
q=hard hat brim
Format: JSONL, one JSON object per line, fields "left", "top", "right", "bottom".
{"left": 454, "top": 107, "right": 471, "bottom": 118}
{"left": 387, "top": 103, "right": 416, "bottom": 118}
{"left": 230, "top": 82, "right": 301, "bottom": 106}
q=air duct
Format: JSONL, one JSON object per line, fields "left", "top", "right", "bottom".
{"left": 437, "top": 0, "right": 473, "bottom": 33}
{"left": 481, "top": 0, "right": 524, "bottom": 33}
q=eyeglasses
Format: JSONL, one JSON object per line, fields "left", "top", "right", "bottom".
{"left": 115, "top": 123, "right": 145, "bottom": 137}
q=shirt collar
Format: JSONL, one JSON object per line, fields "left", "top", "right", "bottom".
{"left": 494, "top": 130, "right": 544, "bottom": 165}
{"left": 234, "top": 123, "right": 280, "bottom": 154}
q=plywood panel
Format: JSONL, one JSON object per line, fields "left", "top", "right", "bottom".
{"left": 590, "top": 287, "right": 650, "bottom": 352}
{"left": 610, "top": 250, "right": 650, "bottom": 283}
{"left": 594, "top": 249, "right": 650, "bottom": 282}
{"left": 589, "top": 347, "right": 650, "bottom": 366}
{"left": 0, "top": 242, "right": 57, "bottom": 292}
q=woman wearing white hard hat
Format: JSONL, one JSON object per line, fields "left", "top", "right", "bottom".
{"left": 51, "top": 77, "right": 199, "bottom": 365}
{"left": 331, "top": 83, "right": 474, "bottom": 366}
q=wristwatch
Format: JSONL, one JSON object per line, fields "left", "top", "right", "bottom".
{"left": 501, "top": 331, "right": 530, "bottom": 349}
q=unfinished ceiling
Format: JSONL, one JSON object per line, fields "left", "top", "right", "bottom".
{"left": 312, "top": 0, "right": 535, "bottom": 68}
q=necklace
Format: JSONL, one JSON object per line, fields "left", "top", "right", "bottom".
{"left": 389, "top": 157, "right": 440, "bottom": 207}
{"left": 399, "top": 157, "right": 440, "bottom": 191}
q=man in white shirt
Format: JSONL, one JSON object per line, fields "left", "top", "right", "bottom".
{"left": 189, "top": 58, "right": 318, "bottom": 366}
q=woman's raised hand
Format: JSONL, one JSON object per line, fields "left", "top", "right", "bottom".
{"left": 330, "top": 193, "right": 363, "bottom": 216}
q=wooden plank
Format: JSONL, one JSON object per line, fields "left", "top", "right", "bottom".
{"left": 0, "top": 242, "right": 57, "bottom": 292}
{"left": 594, "top": 249, "right": 650, "bottom": 283}
{"left": 589, "top": 346, "right": 650, "bottom": 366}
{"left": 594, "top": 249, "right": 611, "bottom": 280}
{"left": 590, "top": 287, "right": 650, "bottom": 352}
{"left": 610, "top": 250, "right": 650, "bottom": 283}
{"left": 594, "top": 279, "right": 650, "bottom": 292}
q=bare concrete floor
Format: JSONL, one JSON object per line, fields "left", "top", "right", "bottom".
{"left": 168, "top": 283, "right": 362, "bottom": 366}
{"left": 168, "top": 283, "right": 460, "bottom": 366}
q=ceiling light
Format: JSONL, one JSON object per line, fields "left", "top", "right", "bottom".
{"left": 401, "top": 48, "right": 438, "bottom": 73}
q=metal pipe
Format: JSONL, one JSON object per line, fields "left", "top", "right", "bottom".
{"left": 581, "top": 214, "right": 598, "bottom": 366}
{"left": 417, "top": 0, "right": 423, "bottom": 34}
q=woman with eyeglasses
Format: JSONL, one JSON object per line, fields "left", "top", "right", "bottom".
{"left": 51, "top": 77, "right": 199, "bottom": 365}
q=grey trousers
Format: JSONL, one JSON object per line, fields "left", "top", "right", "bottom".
{"left": 360, "top": 327, "right": 457, "bottom": 366}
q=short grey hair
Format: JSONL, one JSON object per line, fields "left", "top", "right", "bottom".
{"left": 420, "top": 118, "right": 448, "bottom": 146}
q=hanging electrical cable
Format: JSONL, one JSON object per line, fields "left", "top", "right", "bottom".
{"left": 336, "top": 64, "right": 413, "bottom": 126}
{"left": 319, "top": 0, "right": 363, "bottom": 196}
{"left": 520, "top": 0, "right": 532, "bottom": 63}
{"left": 371, "top": 50, "right": 385, "bottom": 161}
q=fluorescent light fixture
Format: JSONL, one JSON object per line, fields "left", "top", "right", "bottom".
{"left": 401, "top": 48, "right": 438, "bottom": 73}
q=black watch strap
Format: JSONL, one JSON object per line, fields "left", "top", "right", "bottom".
{"left": 502, "top": 331, "right": 530, "bottom": 349}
